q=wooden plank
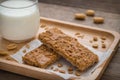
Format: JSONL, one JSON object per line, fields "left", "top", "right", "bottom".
{"left": 0, "top": 17, "right": 120, "bottom": 80}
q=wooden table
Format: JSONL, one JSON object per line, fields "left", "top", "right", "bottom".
{"left": 0, "top": 1, "right": 120, "bottom": 80}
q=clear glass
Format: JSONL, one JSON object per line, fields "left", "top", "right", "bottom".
{"left": 0, "top": 0, "right": 40, "bottom": 43}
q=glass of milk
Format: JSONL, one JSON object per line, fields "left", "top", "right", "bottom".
{"left": 0, "top": 0, "right": 40, "bottom": 43}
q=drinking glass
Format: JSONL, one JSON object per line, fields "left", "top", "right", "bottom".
{"left": 0, "top": 0, "right": 40, "bottom": 43}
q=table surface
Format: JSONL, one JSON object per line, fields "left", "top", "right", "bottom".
{"left": 0, "top": 1, "right": 120, "bottom": 80}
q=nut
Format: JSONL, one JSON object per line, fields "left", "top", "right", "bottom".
{"left": 75, "top": 71, "right": 81, "bottom": 76}
{"left": 26, "top": 44, "right": 30, "bottom": 49}
{"left": 101, "top": 36, "right": 106, "bottom": 40}
{"left": 92, "top": 44, "right": 98, "bottom": 48}
{"left": 102, "top": 43, "right": 106, "bottom": 48}
{"left": 93, "top": 36, "right": 98, "bottom": 41}
{"left": 57, "top": 63, "right": 63, "bottom": 67}
{"left": 40, "top": 24, "right": 46, "bottom": 28}
{"left": 7, "top": 43, "right": 17, "bottom": 50}
{"left": 93, "top": 17, "right": 104, "bottom": 23}
{"left": 59, "top": 69, "right": 65, "bottom": 74}
{"left": 68, "top": 67, "right": 73, "bottom": 71}
{"left": 44, "top": 27, "right": 49, "bottom": 30}
{"left": 0, "top": 50, "right": 9, "bottom": 56}
{"left": 75, "top": 32, "right": 80, "bottom": 36}
{"left": 75, "top": 13, "right": 86, "bottom": 20}
{"left": 23, "top": 49, "right": 26, "bottom": 53}
{"left": 86, "top": 10, "right": 95, "bottom": 16}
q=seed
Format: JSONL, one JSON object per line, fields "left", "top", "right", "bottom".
{"left": 92, "top": 44, "right": 98, "bottom": 48}
{"left": 0, "top": 50, "right": 9, "bottom": 56}
{"left": 75, "top": 13, "right": 86, "bottom": 20}
{"left": 93, "top": 17, "right": 104, "bottom": 24}
{"left": 86, "top": 10, "right": 95, "bottom": 16}
{"left": 7, "top": 43, "right": 17, "bottom": 50}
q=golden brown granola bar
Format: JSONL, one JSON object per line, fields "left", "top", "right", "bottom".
{"left": 39, "top": 28, "right": 98, "bottom": 71}
{"left": 22, "top": 44, "right": 59, "bottom": 68}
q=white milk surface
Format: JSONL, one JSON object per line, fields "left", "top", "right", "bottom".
{"left": 0, "top": 0, "right": 40, "bottom": 41}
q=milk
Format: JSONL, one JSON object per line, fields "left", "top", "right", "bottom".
{"left": 0, "top": 0, "right": 40, "bottom": 42}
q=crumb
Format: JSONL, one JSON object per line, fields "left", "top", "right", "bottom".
{"left": 101, "top": 36, "right": 106, "bottom": 40}
{"left": 75, "top": 32, "right": 80, "bottom": 36}
{"left": 75, "top": 13, "right": 86, "bottom": 20}
{"left": 68, "top": 78, "right": 76, "bottom": 80}
{"left": 54, "top": 68, "right": 59, "bottom": 72}
{"left": 68, "top": 71, "right": 73, "bottom": 74}
{"left": 0, "top": 50, "right": 9, "bottom": 56}
{"left": 101, "top": 40, "right": 104, "bottom": 43}
{"left": 59, "top": 69, "right": 66, "bottom": 74}
{"left": 92, "top": 44, "right": 98, "bottom": 48}
{"left": 75, "top": 71, "right": 81, "bottom": 76}
{"left": 57, "top": 63, "right": 63, "bottom": 67}
{"left": 23, "top": 49, "right": 26, "bottom": 53}
{"left": 25, "top": 44, "right": 30, "bottom": 49}
{"left": 7, "top": 43, "right": 17, "bottom": 50}
{"left": 6, "top": 57, "right": 13, "bottom": 60}
{"left": 40, "top": 24, "right": 46, "bottom": 28}
{"left": 44, "top": 27, "right": 49, "bottom": 30}
{"left": 93, "top": 17, "right": 104, "bottom": 24}
{"left": 86, "top": 10, "right": 95, "bottom": 16}
{"left": 93, "top": 36, "right": 98, "bottom": 41}
{"left": 102, "top": 43, "right": 106, "bottom": 48}
{"left": 77, "top": 35, "right": 84, "bottom": 39}
{"left": 50, "top": 66, "right": 54, "bottom": 70}
{"left": 89, "top": 40, "right": 93, "bottom": 43}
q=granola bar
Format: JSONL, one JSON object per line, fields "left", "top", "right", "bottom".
{"left": 22, "top": 44, "right": 60, "bottom": 68}
{"left": 39, "top": 28, "right": 98, "bottom": 71}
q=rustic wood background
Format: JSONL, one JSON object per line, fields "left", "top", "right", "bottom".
{"left": 0, "top": 0, "right": 120, "bottom": 80}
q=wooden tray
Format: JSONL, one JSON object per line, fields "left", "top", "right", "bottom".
{"left": 0, "top": 17, "right": 120, "bottom": 80}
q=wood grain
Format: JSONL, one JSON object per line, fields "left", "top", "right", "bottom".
{"left": 38, "top": 0, "right": 120, "bottom": 14}
{"left": 0, "top": 1, "right": 120, "bottom": 80}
